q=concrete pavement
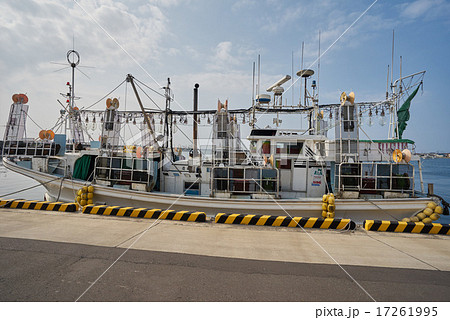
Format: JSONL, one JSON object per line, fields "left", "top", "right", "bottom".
{"left": 0, "top": 208, "right": 449, "bottom": 301}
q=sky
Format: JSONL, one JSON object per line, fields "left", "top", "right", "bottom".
{"left": 0, "top": 0, "right": 449, "bottom": 152}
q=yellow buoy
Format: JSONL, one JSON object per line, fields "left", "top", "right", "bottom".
{"left": 87, "top": 192, "right": 94, "bottom": 199}
{"left": 322, "top": 203, "right": 328, "bottom": 211}
{"left": 76, "top": 196, "right": 81, "bottom": 203}
{"left": 322, "top": 211, "right": 327, "bottom": 218}
{"left": 87, "top": 199, "right": 93, "bottom": 205}
{"left": 427, "top": 202, "right": 437, "bottom": 210}
{"left": 430, "top": 213, "right": 440, "bottom": 221}
{"left": 434, "top": 206, "right": 443, "bottom": 214}
{"left": 322, "top": 194, "right": 328, "bottom": 203}
{"left": 327, "top": 204, "right": 335, "bottom": 212}
{"left": 422, "top": 217, "right": 432, "bottom": 224}
{"left": 81, "top": 193, "right": 87, "bottom": 200}
{"left": 82, "top": 186, "right": 88, "bottom": 193}
{"left": 410, "top": 216, "right": 419, "bottom": 222}
{"left": 328, "top": 196, "right": 335, "bottom": 205}
{"left": 77, "top": 189, "right": 82, "bottom": 196}
{"left": 327, "top": 212, "right": 335, "bottom": 219}
{"left": 80, "top": 200, "right": 87, "bottom": 206}
{"left": 423, "top": 208, "right": 433, "bottom": 216}
{"left": 88, "top": 185, "right": 94, "bottom": 193}
{"left": 402, "top": 217, "right": 411, "bottom": 223}
{"left": 417, "top": 212, "right": 426, "bottom": 220}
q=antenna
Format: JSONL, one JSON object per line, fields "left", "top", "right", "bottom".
{"left": 400, "top": 55, "right": 402, "bottom": 95}
{"left": 252, "top": 61, "right": 255, "bottom": 108}
{"left": 317, "top": 30, "right": 321, "bottom": 104}
{"left": 291, "top": 51, "right": 294, "bottom": 105}
{"left": 391, "top": 29, "right": 394, "bottom": 89}
{"left": 257, "top": 54, "right": 261, "bottom": 100}
{"left": 266, "top": 75, "right": 291, "bottom": 92}
{"left": 386, "top": 64, "right": 390, "bottom": 99}
{"left": 300, "top": 41, "right": 304, "bottom": 106}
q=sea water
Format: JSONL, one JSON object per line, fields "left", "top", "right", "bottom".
{"left": 1, "top": 159, "right": 449, "bottom": 223}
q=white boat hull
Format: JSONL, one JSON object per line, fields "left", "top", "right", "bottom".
{"left": 3, "top": 157, "right": 430, "bottom": 223}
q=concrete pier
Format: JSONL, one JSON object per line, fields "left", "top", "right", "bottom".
{"left": 0, "top": 208, "right": 449, "bottom": 301}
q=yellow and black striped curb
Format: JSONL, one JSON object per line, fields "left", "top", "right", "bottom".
{"left": 0, "top": 199, "right": 78, "bottom": 212}
{"left": 364, "top": 220, "right": 450, "bottom": 235}
{"left": 215, "top": 213, "right": 356, "bottom": 230}
{"left": 82, "top": 205, "right": 207, "bottom": 222}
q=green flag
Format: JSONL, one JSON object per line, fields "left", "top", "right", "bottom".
{"left": 396, "top": 84, "right": 421, "bottom": 139}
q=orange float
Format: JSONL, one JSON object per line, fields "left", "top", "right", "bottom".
{"left": 46, "top": 130, "right": 55, "bottom": 140}
{"left": 136, "top": 146, "right": 143, "bottom": 158}
{"left": 18, "top": 94, "right": 28, "bottom": 104}
{"left": 39, "top": 130, "right": 47, "bottom": 140}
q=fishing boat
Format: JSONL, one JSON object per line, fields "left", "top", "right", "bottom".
{"left": 2, "top": 50, "right": 446, "bottom": 223}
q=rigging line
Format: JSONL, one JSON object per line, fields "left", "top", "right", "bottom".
{"left": 134, "top": 81, "right": 163, "bottom": 111}
{"left": 75, "top": 177, "right": 201, "bottom": 302}
{"left": 134, "top": 81, "right": 193, "bottom": 146}
{"left": 283, "top": 0, "right": 379, "bottom": 98}
{"left": 49, "top": 114, "right": 66, "bottom": 132}
{"left": 0, "top": 175, "right": 63, "bottom": 198}
{"left": 72, "top": 0, "right": 163, "bottom": 89}
{"left": 357, "top": 122, "right": 391, "bottom": 162}
{"left": 124, "top": 82, "right": 136, "bottom": 144}
{"left": 173, "top": 122, "right": 193, "bottom": 145}
{"left": 250, "top": 178, "right": 377, "bottom": 302}
{"left": 24, "top": 111, "right": 44, "bottom": 131}
{"left": 80, "top": 79, "right": 127, "bottom": 111}
{"left": 134, "top": 78, "right": 165, "bottom": 98}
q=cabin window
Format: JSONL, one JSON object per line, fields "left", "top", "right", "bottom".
{"left": 342, "top": 105, "right": 355, "bottom": 132}
{"left": 275, "top": 159, "right": 292, "bottom": 169}
{"left": 185, "top": 182, "right": 199, "bottom": 190}
{"left": 245, "top": 169, "right": 260, "bottom": 179}
{"left": 250, "top": 141, "right": 257, "bottom": 153}
{"left": 391, "top": 164, "right": 413, "bottom": 190}
{"left": 339, "top": 163, "right": 360, "bottom": 188}
{"left": 276, "top": 142, "right": 288, "bottom": 154}
{"left": 276, "top": 142, "right": 303, "bottom": 155}
{"left": 288, "top": 142, "right": 303, "bottom": 155}
{"left": 262, "top": 141, "right": 271, "bottom": 154}
{"left": 230, "top": 168, "right": 244, "bottom": 178}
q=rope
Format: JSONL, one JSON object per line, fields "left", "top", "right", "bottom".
{"left": 0, "top": 175, "right": 63, "bottom": 198}
{"left": 81, "top": 79, "right": 126, "bottom": 111}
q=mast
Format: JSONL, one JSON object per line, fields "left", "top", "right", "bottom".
{"left": 163, "top": 78, "right": 175, "bottom": 162}
{"left": 193, "top": 83, "right": 199, "bottom": 157}
{"left": 127, "top": 74, "right": 155, "bottom": 138}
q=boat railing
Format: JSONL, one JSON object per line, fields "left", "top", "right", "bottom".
{"left": 93, "top": 156, "right": 155, "bottom": 190}
{"left": 211, "top": 166, "right": 279, "bottom": 196}
{"left": 47, "top": 157, "right": 68, "bottom": 177}
{"left": 1, "top": 139, "right": 57, "bottom": 157}
{"left": 336, "top": 162, "right": 415, "bottom": 195}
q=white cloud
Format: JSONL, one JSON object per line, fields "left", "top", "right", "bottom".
{"left": 399, "top": 0, "right": 450, "bottom": 20}
{"left": 207, "top": 41, "right": 238, "bottom": 71}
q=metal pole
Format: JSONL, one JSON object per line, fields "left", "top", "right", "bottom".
{"left": 127, "top": 74, "right": 154, "bottom": 137}
{"left": 193, "top": 83, "right": 199, "bottom": 157}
